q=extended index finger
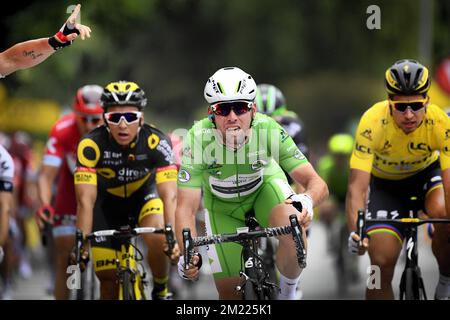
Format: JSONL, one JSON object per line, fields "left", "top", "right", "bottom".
{"left": 68, "top": 4, "right": 81, "bottom": 24}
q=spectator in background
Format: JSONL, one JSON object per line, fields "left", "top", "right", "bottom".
{"left": 0, "top": 4, "right": 91, "bottom": 78}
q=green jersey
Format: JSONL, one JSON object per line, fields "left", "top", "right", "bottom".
{"left": 177, "top": 113, "right": 309, "bottom": 279}
{"left": 178, "top": 113, "right": 308, "bottom": 200}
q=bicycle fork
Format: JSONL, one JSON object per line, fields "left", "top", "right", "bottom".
{"left": 399, "top": 226, "right": 427, "bottom": 300}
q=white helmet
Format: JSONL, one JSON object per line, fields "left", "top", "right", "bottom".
{"left": 204, "top": 67, "right": 257, "bottom": 104}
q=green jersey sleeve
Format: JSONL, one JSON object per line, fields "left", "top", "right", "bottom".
{"left": 177, "top": 122, "right": 206, "bottom": 189}
{"left": 267, "top": 117, "right": 308, "bottom": 173}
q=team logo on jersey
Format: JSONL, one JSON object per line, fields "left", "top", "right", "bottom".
{"left": 407, "top": 142, "right": 431, "bottom": 155}
{"left": 425, "top": 119, "right": 435, "bottom": 126}
{"left": 360, "top": 129, "right": 372, "bottom": 141}
{"left": 207, "top": 159, "right": 222, "bottom": 170}
{"left": 251, "top": 159, "right": 268, "bottom": 171}
{"left": 445, "top": 129, "right": 450, "bottom": 140}
{"left": 293, "top": 149, "right": 305, "bottom": 160}
{"left": 355, "top": 143, "right": 372, "bottom": 154}
{"left": 380, "top": 140, "right": 392, "bottom": 154}
{"left": 178, "top": 169, "right": 191, "bottom": 182}
{"left": 182, "top": 146, "right": 192, "bottom": 158}
{"left": 443, "top": 146, "right": 450, "bottom": 157}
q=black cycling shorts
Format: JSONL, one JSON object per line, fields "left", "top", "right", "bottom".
{"left": 366, "top": 160, "right": 442, "bottom": 243}
{"left": 92, "top": 183, "right": 163, "bottom": 250}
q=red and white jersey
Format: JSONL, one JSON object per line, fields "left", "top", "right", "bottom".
{"left": 43, "top": 113, "right": 81, "bottom": 217}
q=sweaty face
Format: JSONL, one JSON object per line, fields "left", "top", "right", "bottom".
{"left": 106, "top": 105, "right": 142, "bottom": 147}
{"left": 212, "top": 102, "right": 256, "bottom": 149}
{"left": 390, "top": 95, "right": 427, "bottom": 134}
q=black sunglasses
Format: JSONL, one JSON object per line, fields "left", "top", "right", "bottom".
{"left": 390, "top": 99, "right": 427, "bottom": 113}
{"left": 211, "top": 102, "right": 252, "bottom": 117}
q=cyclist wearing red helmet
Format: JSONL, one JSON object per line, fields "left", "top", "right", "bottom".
{"left": 37, "top": 85, "right": 103, "bottom": 299}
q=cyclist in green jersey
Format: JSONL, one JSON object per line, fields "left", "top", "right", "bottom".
{"left": 175, "top": 67, "right": 328, "bottom": 300}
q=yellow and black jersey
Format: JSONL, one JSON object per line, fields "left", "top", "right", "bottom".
{"left": 350, "top": 101, "right": 450, "bottom": 180}
{"left": 74, "top": 123, "right": 177, "bottom": 197}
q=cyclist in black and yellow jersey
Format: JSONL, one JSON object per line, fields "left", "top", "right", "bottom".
{"left": 73, "top": 81, "right": 180, "bottom": 300}
{"left": 346, "top": 59, "right": 450, "bottom": 300}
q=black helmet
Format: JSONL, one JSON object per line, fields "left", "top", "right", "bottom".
{"left": 255, "top": 84, "right": 286, "bottom": 115}
{"left": 385, "top": 59, "right": 430, "bottom": 96}
{"left": 101, "top": 81, "right": 147, "bottom": 110}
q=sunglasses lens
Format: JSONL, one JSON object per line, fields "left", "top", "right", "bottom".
{"left": 213, "top": 102, "right": 250, "bottom": 116}
{"left": 214, "top": 105, "right": 231, "bottom": 116}
{"left": 394, "top": 102, "right": 424, "bottom": 112}
{"left": 106, "top": 112, "right": 140, "bottom": 124}
{"left": 233, "top": 102, "right": 250, "bottom": 115}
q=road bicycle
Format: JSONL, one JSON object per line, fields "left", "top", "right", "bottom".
{"left": 356, "top": 208, "right": 450, "bottom": 300}
{"left": 75, "top": 223, "right": 175, "bottom": 300}
{"left": 183, "top": 213, "right": 306, "bottom": 300}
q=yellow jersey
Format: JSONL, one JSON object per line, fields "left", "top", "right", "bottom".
{"left": 350, "top": 101, "right": 450, "bottom": 180}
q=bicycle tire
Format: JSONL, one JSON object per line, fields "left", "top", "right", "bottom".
{"left": 404, "top": 268, "right": 419, "bottom": 300}
{"left": 243, "top": 280, "right": 264, "bottom": 300}
{"left": 122, "top": 271, "right": 136, "bottom": 300}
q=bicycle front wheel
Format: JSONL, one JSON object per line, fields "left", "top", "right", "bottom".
{"left": 243, "top": 280, "right": 264, "bottom": 300}
{"left": 122, "top": 271, "right": 136, "bottom": 300}
{"left": 404, "top": 268, "right": 422, "bottom": 300}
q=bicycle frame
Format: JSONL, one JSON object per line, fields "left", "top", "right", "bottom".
{"left": 83, "top": 224, "right": 174, "bottom": 300}
{"left": 183, "top": 214, "right": 306, "bottom": 300}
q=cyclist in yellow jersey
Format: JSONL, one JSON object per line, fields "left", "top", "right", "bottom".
{"left": 346, "top": 59, "right": 450, "bottom": 300}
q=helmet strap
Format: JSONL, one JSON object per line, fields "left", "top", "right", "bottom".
{"left": 208, "top": 106, "right": 216, "bottom": 128}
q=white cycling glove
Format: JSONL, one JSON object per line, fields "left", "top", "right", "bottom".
{"left": 177, "top": 254, "right": 202, "bottom": 281}
{"left": 348, "top": 231, "right": 360, "bottom": 255}
{"left": 290, "top": 193, "right": 314, "bottom": 220}
{"left": 177, "top": 255, "right": 190, "bottom": 280}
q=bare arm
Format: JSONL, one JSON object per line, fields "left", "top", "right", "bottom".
{"left": 0, "top": 39, "right": 55, "bottom": 76}
{"left": 289, "top": 162, "right": 329, "bottom": 206}
{"left": 0, "top": 4, "right": 91, "bottom": 77}
{"left": 345, "top": 168, "right": 370, "bottom": 232}
{"left": 175, "top": 187, "right": 202, "bottom": 251}
{"left": 0, "top": 192, "right": 12, "bottom": 246}
{"left": 75, "top": 183, "right": 97, "bottom": 236}
{"left": 37, "top": 164, "right": 59, "bottom": 206}
{"left": 441, "top": 168, "right": 450, "bottom": 218}
{"left": 156, "top": 180, "right": 177, "bottom": 227}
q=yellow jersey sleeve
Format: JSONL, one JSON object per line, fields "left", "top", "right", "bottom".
{"left": 434, "top": 106, "right": 450, "bottom": 170}
{"left": 350, "top": 106, "right": 380, "bottom": 173}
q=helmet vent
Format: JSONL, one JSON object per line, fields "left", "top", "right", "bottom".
{"left": 236, "top": 81, "right": 242, "bottom": 93}
{"left": 412, "top": 69, "right": 422, "bottom": 88}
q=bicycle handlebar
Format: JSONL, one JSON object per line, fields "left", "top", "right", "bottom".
{"left": 182, "top": 214, "right": 307, "bottom": 271}
{"left": 366, "top": 218, "right": 450, "bottom": 226}
{"left": 356, "top": 210, "right": 450, "bottom": 240}
{"left": 86, "top": 226, "right": 165, "bottom": 240}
